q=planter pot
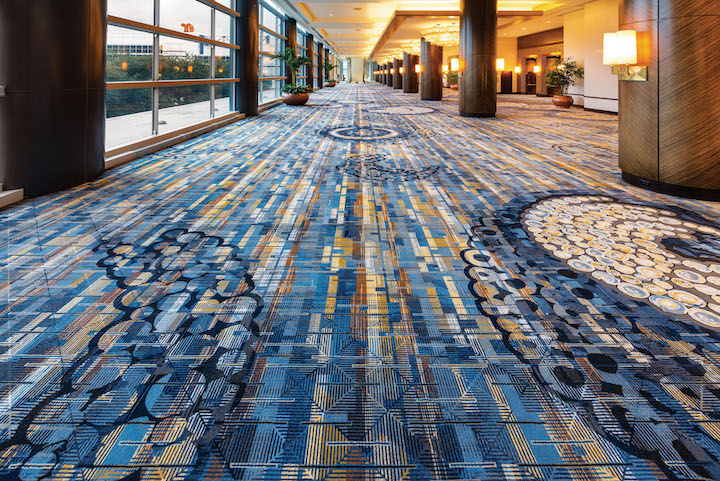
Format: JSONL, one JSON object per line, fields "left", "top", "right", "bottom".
{"left": 450, "top": 84, "right": 458, "bottom": 90}
{"left": 281, "top": 92, "right": 310, "bottom": 106}
{"left": 325, "top": 81, "right": 336, "bottom": 87}
{"left": 552, "top": 95, "right": 574, "bottom": 108}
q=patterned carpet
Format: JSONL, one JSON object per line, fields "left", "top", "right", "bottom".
{"left": 2, "top": 83, "right": 720, "bottom": 480}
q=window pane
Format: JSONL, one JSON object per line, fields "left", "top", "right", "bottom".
{"left": 260, "top": 33, "right": 282, "bottom": 55}
{"left": 259, "top": 79, "right": 282, "bottom": 104}
{"left": 216, "top": 47, "right": 231, "bottom": 78}
{"left": 215, "top": 84, "right": 231, "bottom": 116}
{"left": 159, "top": 85, "right": 212, "bottom": 133}
{"left": 106, "top": 88, "right": 153, "bottom": 148}
{"left": 159, "top": 36, "right": 211, "bottom": 79}
{"left": 216, "top": 12, "right": 232, "bottom": 43}
{"left": 259, "top": 54, "right": 283, "bottom": 78}
{"left": 260, "top": 6, "right": 281, "bottom": 33}
{"left": 159, "top": 0, "right": 211, "bottom": 38}
{"left": 108, "top": 0, "right": 153, "bottom": 24}
{"left": 106, "top": 27, "right": 154, "bottom": 81}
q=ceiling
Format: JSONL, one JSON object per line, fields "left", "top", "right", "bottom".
{"left": 275, "top": 0, "right": 597, "bottom": 59}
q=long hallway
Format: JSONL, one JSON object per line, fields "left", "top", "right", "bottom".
{"left": 3, "top": 84, "right": 720, "bottom": 480}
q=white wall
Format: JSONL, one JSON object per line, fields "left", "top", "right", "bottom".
{"left": 564, "top": 0, "right": 619, "bottom": 112}
{"left": 350, "top": 57, "right": 365, "bottom": 82}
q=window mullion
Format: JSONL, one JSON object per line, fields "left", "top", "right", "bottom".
{"left": 152, "top": 0, "right": 160, "bottom": 135}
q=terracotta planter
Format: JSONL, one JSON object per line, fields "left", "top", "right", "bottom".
{"left": 552, "top": 95, "right": 574, "bottom": 108}
{"left": 325, "top": 81, "right": 337, "bottom": 87}
{"left": 281, "top": 92, "right": 310, "bottom": 106}
{"left": 450, "top": 84, "right": 458, "bottom": 90}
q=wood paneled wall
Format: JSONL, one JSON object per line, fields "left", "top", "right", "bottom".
{"left": 620, "top": 0, "right": 720, "bottom": 191}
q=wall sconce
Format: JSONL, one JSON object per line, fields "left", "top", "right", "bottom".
{"left": 415, "top": 64, "right": 423, "bottom": 74}
{"left": 603, "top": 30, "right": 647, "bottom": 81}
{"left": 533, "top": 65, "right": 541, "bottom": 73}
{"left": 442, "top": 65, "right": 449, "bottom": 73}
{"left": 390, "top": 68, "right": 395, "bottom": 75}
{"left": 450, "top": 58, "right": 460, "bottom": 72}
{"left": 514, "top": 66, "right": 521, "bottom": 74}
{"left": 399, "top": 66, "right": 405, "bottom": 74}
{"left": 496, "top": 58, "right": 505, "bottom": 71}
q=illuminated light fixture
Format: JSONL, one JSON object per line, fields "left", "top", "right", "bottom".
{"left": 415, "top": 64, "right": 423, "bottom": 74}
{"left": 390, "top": 68, "right": 394, "bottom": 74}
{"left": 603, "top": 30, "right": 647, "bottom": 81}
{"left": 533, "top": 65, "right": 541, "bottom": 73}
{"left": 219, "top": 68, "right": 223, "bottom": 73}
{"left": 514, "top": 66, "right": 521, "bottom": 74}
{"left": 422, "top": 23, "right": 460, "bottom": 48}
{"left": 399, "top": 66, "right": 405, "bottom": 74}
{"left": 496, "top": 58, "right": 505, "bottom": 71}
{"left": 188, "top": 65, "right": 193, "bottom": 73}
{"left": 450, "top": 58, "right": 460, "bottom": 72}
{"left": 121, "top": 61, "right": 128, "bottom": 71}
{"left": 402, "top": 40, "right": 421, "bottom": 55}
{"left": 442, "top": 65, "right": 449, "bottom": 73}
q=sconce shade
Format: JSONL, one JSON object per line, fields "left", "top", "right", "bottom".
{"left": 415, "top": 64, "right": 423, "bottom": 73}
{"left": 442, "top": 65, "right": 449, "bottom": 73}
{"left": 514, "top": 66, "right": 521, "bottom": 74}
{"left": 399, "top": 66, "right": 405, "bottom": 74}
{"left": 496, "top": 58, "right": 505, "bottom": 71}
{"left": 603, "top": 32, "right": 618, "bottom": 65}
{"left": 616, "top": 30, "right": 638, "bottom": 65}
{"left": 390, "top": 68, "right": 394, "bottom": 74}
{"left": 450, "top": 58, "right": 460, "bottom": 72}
{"left": 533, "top": 65, "right": 541, "bottom": 73}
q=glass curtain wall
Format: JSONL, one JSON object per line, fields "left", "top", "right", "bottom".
{"left": 296, "top": 28, "right": 308, "bottom": 87}
{"left": 106, "top": 0, "right": 240, "bottom": 150}
{"left": 258, "top": 1, "right": 286, "bottom": 104}
{"left": 314, "top": 42, "right": 321, "bottom": 88}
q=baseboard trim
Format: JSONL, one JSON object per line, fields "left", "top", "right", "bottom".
{"left": 584, "top": 107, "right": 618, "bottom": 115}
{"left": 622, "top": 172, "right": 720, "bottom": 201}
{"left": 0, "top": 189, "right": 24, "bottom": 210}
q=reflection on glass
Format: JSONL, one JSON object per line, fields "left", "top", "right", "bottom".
{"left": 216, "top": 47, "right": 232, "bottom": 78}
{"left": 259, "top": 80, "right": 282, "bottom": 104}
{"left": 108, "top": 0, "right": 153, "bottom": 24}
{"left": 260, "top": 33, "right": 282, "bottom": 55}
{"left": 260, "top": 6, "right": 282, "bottom": 33}
{"left": 216, "top": 12, "right": 232, "bottom": 43}
{"left": 159, "top": 85, "right": 212, "bottom": 133}
{"left": 106, "top": 26, "right": 154, "bottom": 82}
{"left": 160, "top": 0, "right": 211, "bottom": 38}
{"left": 106, "top": 88, "right": 153, "bottom": 148}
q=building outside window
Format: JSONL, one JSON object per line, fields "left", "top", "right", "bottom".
{"left": 106, "top": 0, "right": 239, "bottom": 150}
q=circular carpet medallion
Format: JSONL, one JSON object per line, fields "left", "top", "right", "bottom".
{"left": 522, "top": 195, "right": 720, "bottom": 329}
{"left": 322, "top": 126, "right": 408, "bottom": 141}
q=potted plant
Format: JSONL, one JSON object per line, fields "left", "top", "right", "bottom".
{"left": 275, "top": 47, "right": 312, "bottom": 106}
{"left": 546, "top": 58, "right": 584, "bottom": 108}
{"left": 447, "top": 72, "right": 459, "bottom": 90}
{"left": 323, "top": 61, "right": 337, "bottom": 87}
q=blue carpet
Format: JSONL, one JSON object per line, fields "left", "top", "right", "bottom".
{"left": 1, "top": 84, "right": 720, "bottom": 480}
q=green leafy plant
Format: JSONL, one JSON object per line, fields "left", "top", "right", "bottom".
{"left": 323, "top": 61, "right": 337, "bottom": 81}
{"left": 282, "top": 84, "right": 313, "bottom": 94}
{"left": 446, "top": 72, "right": 459, "bottom": 85}
{"left": 546, "top": 57, "right": 584, "bottom": 95}
{"left": 274, "top": 47, "right": 311, "bottom": 91}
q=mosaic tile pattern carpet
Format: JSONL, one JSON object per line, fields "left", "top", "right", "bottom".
{"left": 2, "top": 84, "right": 720, "bottom": 480}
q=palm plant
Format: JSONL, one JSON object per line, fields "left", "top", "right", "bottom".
{"left": 275, "top": 47, "right": 312, "bottom": 93}
{"left": 323, "top": 61, "right": 337, "bottom": 81}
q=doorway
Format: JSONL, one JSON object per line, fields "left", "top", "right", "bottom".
{"left": 525, "top": 58, "right": 537, "bottom": 95}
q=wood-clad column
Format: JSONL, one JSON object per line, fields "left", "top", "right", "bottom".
{"left": 317, "top": 45, "right": 324, "bottom": 88}
{"left": 386, "top": 62, "right": 394, "bottom": 86}
{"left": 0, "top": 0, "right": 106, "bottom": 196}
{"left": 403, "top": 53, "right": 420, "bottom": 93}
{"left": 237, "top": 0, "right": 259, "bottom": 115}
{"left": 324, "top": 48, "right": 331, "bottom": 84}
{"left": 420, "top": 39, "right": 443, "bottom": 100}
{"left": 307, "top": 34, "right": 315, "bottom": 89}
{"left": 393, "top": 58, "right": 403, "bottom": 89}
{"left": 459, "top": 0, "right": 497, "bottom": 117}
{"left": 286, "top": 18, "right": 297, "bottom": 85}
{"left": 619, "top": 0, "right": 720, "bottom": 197}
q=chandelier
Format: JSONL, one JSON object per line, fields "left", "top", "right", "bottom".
{"left": 422, "top": 24, "right": 459, "bottom": 48}
{"left": 402, "top": 40, "right": 421, "bottom": 55}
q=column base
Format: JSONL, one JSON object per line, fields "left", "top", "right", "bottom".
{"left": 460, "top": 112, "right": 496, "bottom": 118}
{"left": 622, "top": 172, "right": 720, "bottom": 201}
